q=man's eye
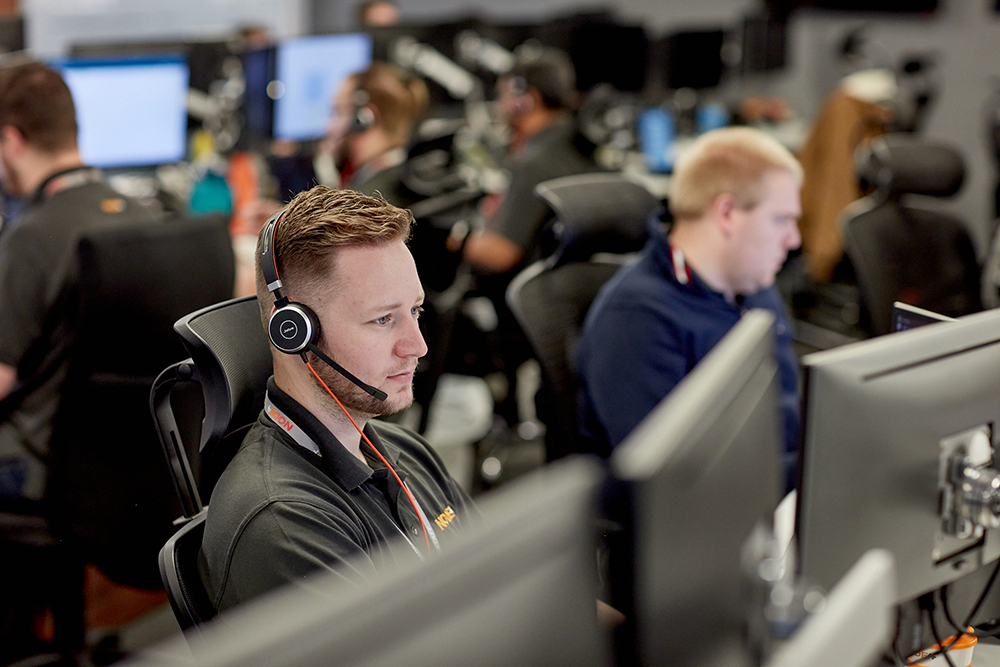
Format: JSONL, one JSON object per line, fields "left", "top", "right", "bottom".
{"left": 375, "top": 316, "right": 389, "bottom": 325}
{"left": 412, "top": 306, "right": 424, "bottom": 318}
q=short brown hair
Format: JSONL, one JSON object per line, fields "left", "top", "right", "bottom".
{"left": 669, "top": 126, "right": 802, "bottom": 221}
{"left": 347, "top": 62, "right": 428, "bottom": 144}
{"left": 255, "top": 186, "right": 413, "bottom": 325}
{"left": 0, "top": 60, "right": 78, "bottom": 153}
{"left": 507, "top": 47, "right": 576, "bottom": 110}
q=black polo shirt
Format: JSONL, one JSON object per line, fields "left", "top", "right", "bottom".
{"left": 199, "top": 378, "right": 476, "bottom": 613}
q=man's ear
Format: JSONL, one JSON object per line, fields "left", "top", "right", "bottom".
{"left": 712, "top": 193, "right": 739, "bottom": 237}
{"left": 0, "top": 125, "right": 26, "bottom": 152}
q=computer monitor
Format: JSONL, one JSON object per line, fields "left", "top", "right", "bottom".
{"left": 740, "top": 14, "right": 787, "bottom": 74}
{"left": 891, "top": 301, "right": 956, "bottom": 332}
{"left": 796, "top": 308, "right": 1000, "bottom": 611}
{"left": 54, "top": 55, "right": 190, "bottom": 169}
{"left": 764, "top": 549, "right": 897, "bottom": 667}
{"left": 662, "top": 29, "right": 727, "bottom": 90}
{"left": 239, "top": 46, "right": 276, "bottom": 147}
{"left": 610, "top": 309, "right": 784, "bottom": 667}
{"left": 69, "top": 39, "right": 229, "bottom": 93}
{"left": 124, "top": 456, "right": 611, "bottom": 667}
{"left": 271, "top": 32, "right": 373, "bottom": 142}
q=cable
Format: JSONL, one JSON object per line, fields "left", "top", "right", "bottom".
{"left": 939, "top": 586, "right": 965, "bottom": 640}
{"left": 939, "top": 556, "right": 1000, "bottom": 637}
{"left": 305, "top": 360, "right": 432, "bottom": 555}
{"left": 927, "top": 605, "right": 959, "bottom": 667}
{"left": 895, "top": 595, "right": 962, "bottom": 666}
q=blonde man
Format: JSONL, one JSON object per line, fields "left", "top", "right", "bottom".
{"left": 576, "top": 127, "right": 802, "bottom": 489}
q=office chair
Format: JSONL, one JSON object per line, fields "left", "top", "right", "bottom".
{"left": 43, "top": 213, "right": 236, "bottom": 590}
{"left": 151, "top": 295, "right": 273, "bottom": 630}
{"left": 841, "top": 134, "right": 981, "bottom": 336}
{"left": 506, "top": 172, "right": 661, "bottom": 461}
{"left": 0, "top": 213, "right": 234, "bottom": 658}
{"left": 157, "top": 512, "right": 214, "bottom": 632}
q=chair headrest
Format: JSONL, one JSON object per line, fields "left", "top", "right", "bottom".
{"left": 535, "top": 172, "right": 661, "bottom": 269}
{"left": 857, "top": 134, "right": 965, "bottom": 199}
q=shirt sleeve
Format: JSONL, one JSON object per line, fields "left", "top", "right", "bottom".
{"left": 212, "top": 499, "right": 379, "bottom": 613}
{"left": 493, "top": 161, "right": 554, "bottom": 252}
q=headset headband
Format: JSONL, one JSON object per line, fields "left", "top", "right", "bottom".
{"left": 259, "top": 208, "right": 288, "bottom": 306}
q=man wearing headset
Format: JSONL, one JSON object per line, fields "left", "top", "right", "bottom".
{"left": 234, "top": 63, "right": 429, "bottom": 297}
{"left": 199, "top": 185, "right": 474, "bottom": 613}
{"left": 455, "top": 46, "right": 599, "bottom": 275}
{"left": 324, "top": 62, "right": 428, "bottom": 205}
{"left": 450, "top": 47, "right": 601, "bottom": 427}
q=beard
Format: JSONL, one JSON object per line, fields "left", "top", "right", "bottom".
{"left": 307, "top": 351, "right": 413, "bottom": 421}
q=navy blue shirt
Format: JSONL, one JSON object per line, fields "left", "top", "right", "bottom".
{"left": 576, "top": 221, "right": 800, "bottom": 484}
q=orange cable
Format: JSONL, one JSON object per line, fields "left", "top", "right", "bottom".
{"left": 305, "top": 361, "right": 432, "bottom": 555}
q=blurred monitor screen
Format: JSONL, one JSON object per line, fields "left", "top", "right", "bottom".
{"left": 240, "top": 46, "right": 276, "bottom": 145}
{"left": 891, "top": 301, "right": 955, "bottom": 332}
{"left": 272, "top": 32, "right": 373, "bottom": 142}
{"left": 56, "top": 55, "right": 189, "bottom": 169}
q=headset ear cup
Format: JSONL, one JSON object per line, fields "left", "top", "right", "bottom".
{"left": 268, "top": 302, "right": 320, "bottom": 354}
{"left": 351, "top": 105, "right": 375, "bottom": 133}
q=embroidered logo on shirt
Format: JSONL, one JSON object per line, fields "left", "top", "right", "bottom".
{"left": 100, "top": 198, "right": 126, "bottom": 213}
{"left": 434, "top": 506, "right": 456, "bottom": 531}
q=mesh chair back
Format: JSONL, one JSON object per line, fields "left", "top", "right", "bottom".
{"left": 173, "top": 295, "right": 273, "bottom": 503}
{"left": 504, "top": 173, "right": 659, "bottom": 460}
{"left": 844, "top": 136, "right": 981, "bottom": 336}
{"left": 508, "top": 257, "right": 633, "bottom": 460}
{"left": 535, "top": 172, "right": 661, "bottom": 268}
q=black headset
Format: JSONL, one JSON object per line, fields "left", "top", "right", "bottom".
{"left": 259, "top": 209, "right": 387, "bottom": 401}
{"left": 347, "top": 69, "right": 377, "bottom": 135}
{"left": 348, "top": 89, "right": 376, "bottom": 134}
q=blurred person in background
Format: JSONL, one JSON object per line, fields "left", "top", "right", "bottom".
{"left": 576, "top": 127, "right": 802, "bottom": 489}
{"left": 0, "top": 59, "right": 157, "bottom": 662}
{"left": 325, "top": 61, "right": 429, "bottom": 207}
{"left": 450, "top": 46, "right": 601, "bottom": 428}
{"left": 358, "top": 0, "right": 400, "bottom": 28}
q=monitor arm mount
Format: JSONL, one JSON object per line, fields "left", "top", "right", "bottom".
{"left": 941, "top": 428, "right": 1000, "bottom": 540}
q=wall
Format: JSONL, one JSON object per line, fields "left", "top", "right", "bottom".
{"left": 23, "top": 0, "right": 308, "bottom": 56}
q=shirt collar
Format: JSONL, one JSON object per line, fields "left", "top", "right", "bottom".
{"left": 349, "top": 147, "right": 407, "bottom": 188}
{"left": 649, "top": 219, "right": 739, "bottom": 304}
{"left": 264, "top": 377, "right": 403, "bottom": 491}
{"left": 31, "top": 165, "right": 101, "bottom": 204}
